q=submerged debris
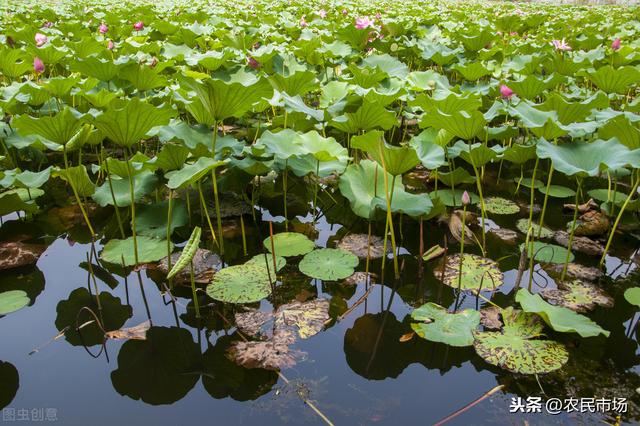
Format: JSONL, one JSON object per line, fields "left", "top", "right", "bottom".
{"left": 105, "top": 320, "right": 151, "bottom": 341}
{"left": 227, "top": 329, "right": 303, "bottom": 371}
{"left": 573, "top": 210, "right": 610, "bottom": 237}
{"left": 488, "top": 227, "right": 519, "bottom": 244}
{"left": 336, "top": 233, "right": 387, "bottom": 259}
{"left": 554, "top": 231, "right": 604, "bottom": 256}
{"left": 544, "top": 263, "right": 603, "bottom": 282}
{"left": 479, "top": 306, "right": 502, "bottom": 330}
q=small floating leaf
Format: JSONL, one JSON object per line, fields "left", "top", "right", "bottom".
{"left": 438, "top": 253, "right": 504, "bottom": 292}
{"left": 539, "top": 185, "right": 575, "bottom": 198}
{"left": 0, "top": 290, "right": 29, "bottom": 316}
{"left": 337, "top": 233, "right": 387, "bottom": 259}
{"left": 206, "top": 263, "right": 271, "bottom": 304}
{"left": 516, "top": 219, "right": 554, "bottom": 239}
{"left": 519, "top": 241, "right": 574, "bottom": 264}
{"left": 299, "top": 248, "right": 359, "bottom": 281}
{"left": 263, "top": 232, "right": 315, "bottom": 257}
{"left": 410, "top": 302, "right": 480, "bottom": 347}
{"left": 483, "top": 196, "right": 520, "bottom": 215}
{"left": 101, "top": 236, "right": 173, "bottom": 266}
{"left": 624, "top": 288, "right": 640, "bottom": 308}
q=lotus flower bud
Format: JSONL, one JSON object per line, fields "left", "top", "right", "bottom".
{"left": 461, "top": 190, "right": 471, "bottom": 206}
{"left": 33, "top": 57, "right": 45, "bottom": 74}
{"left": 107, "top": 40, "right": 114, "bottom": 50}
{"left": 342, "top": 9, "right": 348, "bottom": 16}
{"left": 247, "top": 56, "right": 260, "bottom": 69}
{"left": 611, "top": 38, "right": 621, "bottom": 51}
{"left": 133, "top": 21, "right": 144, "bottom": 31}
{"left": 299, "top": 16, "right": 308, "bottom": 28}
{"left": 99, "top": 23, "right": 108, "bottom": 34}
{"left": 35, "top": 33, "right": 47, "bottom": 47}
{"left": 500, "top": 85, "right": 514, "bottom": 99}
{"left": 355, "top": 16, "right": 374, "bottom": 30}
{"left": 318, "top": 9, "right": 327, "bottom": 18}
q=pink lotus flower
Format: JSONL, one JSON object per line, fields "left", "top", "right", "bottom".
{"left": 318, "top": 9, "right": 327, "bottom": 18}
{"left": 342, "top": 9, "right": 348, "bottom": 16}
{"left": 375, "top": 12, "right": 381, "bottom": 20}
{"left": 551, "top": 38, "right": 571, "bottom": 52}
{"left": 247, "top": 56, "right": 260, "bottom": 69}
{"left": 34, "top": 33, "right": 47, "bottom": 47}
{"left": 500, "top": 85, "right": 514, "bottom": 99}
{"left": 355, "top": 16, "right": 374, "bottom": 30}
{"left": 33, "top": 57, "right": 44, "bottom": 74}
{"left": 133, "top": 21, "right": 144, "bottom": 31}
{"left": 107, "top": 40, "right": 114, "bottom": 50}
{"left": 42, "top": 21, "right": 53, "bottom": 28}
{"left": 611, "top": 38, "right": 621, "bottom": 51}
{"left": 99, "top": 23, "right": 108, "bottom": 34}
{"left": 461, "top": 191, "right": 471, "bottom": 206}
{"left": 299, "top": 16, "right": 308, "bottom": 28}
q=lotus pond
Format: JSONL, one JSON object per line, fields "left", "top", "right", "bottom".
{"left": 1, "top": 0, "right": 640, "bottom": 424}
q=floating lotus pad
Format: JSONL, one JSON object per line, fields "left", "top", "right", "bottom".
{"left": 624, "top": 288, "right": 640, "bottom": 308}
{"left": 336, "top": 234, "right": 387, "bottom": 259}
{"left": 263, "top": 232, "right": 315, "bottom": 257}
{"left": 516, "top": 219, "right": 554, "bottom": 239}
{"left": 541, "top": 280, "right": 613, "bottom": 313}
{"left": 538, "top": 185, "right": 576, "bottom": 198}
{"left": 473, "top": 307, "right": 569, "bottom": 374}
{"left": 206, "top": 263, "right": 272, "bottom": 304}
{"left": 439, "top": 253, "right": 504, "bottom": 292}
{"left": 101, "top": 236, "right": 173, "bottom": 266}
{"left": 0, "top": 290, "right": 29, "bottom": 316}
{"left": 519, "top": 241, "right": 574, "bottom": 264}
{"left": 410, "top": 302, "right": 480, "bottom": 347}
{"left": 482, "top": 197, "right": 520, "bottom": 215}
{"left": 299, "top": 248, "right": 359, "bottom": 281}
{"left": 245, "top": 254, "right": 287, "bottom": 276}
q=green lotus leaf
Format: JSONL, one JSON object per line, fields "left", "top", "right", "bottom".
{"left": 520, "top": 241, "right": 573, "bottom": 264}
{"left": 269, "top": 70, "right": 317, "bottom": 96}
{"left": 165, "top": 157, "right": 227, "bottom": 189}
{"left": 536, "top": 138, "right": 638, "bottom": 178}
{"left": 101, "top": 236, "right": 173, "bottom": 267}
{"left": 0, "top": 49, "right": 32, "bottom": 78}
{"left": 409, "top": 131, "right": 447, "bottom": 170}
{"left": 436, "top": 168, "right": 476, "bottom": 186}
{"left": 119, "top": 63, "right": 168, "bottom": 91}
{"left": 136, "top": 200, "right": 188, "bottom": 239}
{"left": 330, "top": 100, "right": 397, "bottom": 133}
{"left": 508, "top": 74, "right": 561, "bottom": 100}
{"left": 14, "top": 167, "right": 51, "bottom": 189}
{"left": 0, "top": 193, "right": 38, "bottom": 216}
{"left": 538, "top": 185, "right": 575, "bottom": 198}
{"left": 338, "top": 160, "right": 433, "bottom": 218}
{"left": 422, "top": 109, "right": 486, "bottom": 140}
{"left": 453, "top": 61, "right": 492, "bottom": 81}
{"left": 483, "top": 196, "right": 520, "bottom": 215}
{"left": 94, "top": 98, "right": 175, "bottom": 148}
{"left": 92, "top": 170, "right": 158, "bottom": 207}
{"left": 502, "top": 144, "right": 537, "bottom": 164}
{"left": 1, "top": 188, "right": 44, "bottom": 202}
{"left": 410, "top": 302, "right": 480, "bottom": 347}
{"left": 624, "top": 288, "right": 640, "bottom": 308}
{"left": 52, "top": 165, "right": 95, "bottom": 197}
{"left": 540, "top": 280, "right": 613, "bottom": 313}
{"left": 299, "top": 248, "right": 359, "bottom": 281}
{"left": 473, "top": 307, "right": 568, "bottom": 374}
{"left": 153, "top": 144, "right": 190, "bottom": 172}
{"left": 0, "top": 290, "right": 29, "bottom": 316}
{"left": 516, "top": 219, "right": 554, "bottom": 239}
{"left": 263, "top": 232, "right": 315, "bottom": 257}
{"left": 587, "top": 189, "right": 631, "bottom": 206}
{"left": 12, "top": 107, "right": 83, "bottom": 146}
{"left": 182, "top": 74, "right": 273, "bottom": 125}
{"left": 516, "top": 289, "right": 609, "bottom": 338}
{"left": 206, "top": 263, "right": 272, "bottom": 304}
{"left": 245, "top": 254, "right": 287, "bottom": 276}
{"left": 584, "top": 65, "right": 640, "bottom": 95}
{"left": 598, "top": 115, "right": 640, "bottom": 150}
{"left": 71, "top": 57, "right": 119, "bottom": 81}
{"left": 438, "top": 253, "right": 504, "bottom": 292}
{"left": 351, "top": 130, "right": 419, "bottom": 176}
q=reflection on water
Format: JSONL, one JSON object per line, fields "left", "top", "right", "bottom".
{"left": 0, "top": 183, "right": 639, "bottom": 425}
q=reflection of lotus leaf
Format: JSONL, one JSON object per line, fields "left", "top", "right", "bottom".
{"left": 101, "top": 236, "right": 173, "bottom": 266}
{"left": 299, "top": 248, "right": 359, "bottom": 281}
{"left": 201, "top": 335, "right": 277, "bottom": 401}
{"left": 541, "top": 280, "right": 613, "bottom": 313}
{"left": 439, "top": 253, "right": 504, "bottom": 291}
{"left": 519, "top": 241, "right": 573, "bottom": 264}
{"left": 410, "top": 302, "right": 480, "bottom": 347}
{"left": 55, "top": 287, "right": 132, "bottom": 346}
{"left": 111, "top": 327, "right": 200, "bottom": 405}
{"left": 0, "top": 290, "right": 29, "bottom": 316}
{"left": 483, "top": 197, "right": 520, "bottom": 215}
{"left": 227, "top": 329, "right": 302, "bottom": 370}
{"left": 206, "top": 264, "right": 271, "bottom": 304}
{"left": 516, "top": 219, "right": 554, "bottom": 239}
{"left": 474, "top": 307, "right": 569, "bottom": 374}
{"left": 337, "top": 233, "right": 387, "bottom": 259}
{"left": 263, "top": 232, "right": 315, "bottom": 257}
{"left": 516, "top": 289, "right": 609, "bottom": 338}
{"left": 0, "top": 361, "right": 18, "bottom": 409}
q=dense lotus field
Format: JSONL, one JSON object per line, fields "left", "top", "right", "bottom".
{"left": 1, "top": 0, "right": 640, "bottom": 424}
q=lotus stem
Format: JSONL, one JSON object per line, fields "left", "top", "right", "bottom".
{"left": 211, "top": 125, "right": 224, "bottom": 255}
{"left": 379, "top": 146, "right": 400, "bottom": 279}
{"left": 197, "top": 180, "right": 218, "bottom": 247}
{"left": 537, "top": 162, "right": 554, "bottom": 237}
{"left": 189, "top": 261, "right": 200, "bottom": 318}
{"left": 600, "top": 171, "right": 640, "bottom": 267}
{"left": 268, "top": 221, "right": 278, "bottom": 285}
{"left": 63, "top": 144, "right": 95, "bottom": 237}
{"left": 125, "top": 152, "right": 139, "bottom": 265}
{"left": 166, "top": 190, "right": 174, "bottom": 288}
{"left": 104, "top": 159, "right": 125, "bottom": 239}
{"left": 470, "top": 162, "right": 486, "bottom": 251}
{"left": 283, "top": 160, "right": 289, "bottom": 231}
{"left": 240, "top": 215, "right": 247, "bottom": 256}
{"left": 313, "top": 158, "right": 320, "bottom": 221}
{"left": 457, "top": 203, "right": 467, "bottom": 293}
{"left": 561, "top": 177, "right": 583, "bottom": 281}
